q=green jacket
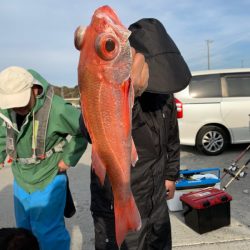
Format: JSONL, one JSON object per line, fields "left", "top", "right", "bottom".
{"left": 0, "top": 69, "right": 87, "bottom": 193}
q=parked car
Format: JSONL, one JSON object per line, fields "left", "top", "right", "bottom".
{"left": 175, "top": 68, "right": 250, "bottom": 155}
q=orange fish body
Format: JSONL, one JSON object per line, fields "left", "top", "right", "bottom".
{"left": 75, "top": 5, "right": 141, "bottom": 246}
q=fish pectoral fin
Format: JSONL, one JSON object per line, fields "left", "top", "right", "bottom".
{"left": 114, "top": 196, "right": 141, "bottom": 247}
{"left": 131, "top": 139, "right": 138, "bottom": 167}
{"left": 91, "top": 148, "right": 106, "bottom": 185}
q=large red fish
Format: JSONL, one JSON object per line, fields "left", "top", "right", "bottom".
{"left": 74, "top": 5, "right": 141, "bottom": 246}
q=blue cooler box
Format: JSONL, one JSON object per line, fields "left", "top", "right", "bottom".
{"left": 167, "top": 168, "right": 220, "bottom": 211}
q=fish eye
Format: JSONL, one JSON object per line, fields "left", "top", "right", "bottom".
{"left": 105, "top": 39, "right": 115, "bottom": 52}
{"left": 95, "top": 34, "right": 119, "bottom": 61}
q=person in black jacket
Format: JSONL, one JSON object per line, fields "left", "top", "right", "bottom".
{"left": 80, "top": 18, "right": 191, "bottom": 250}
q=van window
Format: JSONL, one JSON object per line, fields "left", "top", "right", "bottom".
{"left": 189, "top": 74, "right": 221, "bottom": 98}
{"left": 225, "top": 75, "right": 250, "bottom": 97}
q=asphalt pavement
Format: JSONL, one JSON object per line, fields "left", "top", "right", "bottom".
{"left": 0, "top": 144, "right": 250, "bottom": 249}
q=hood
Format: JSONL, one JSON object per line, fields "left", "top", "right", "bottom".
{"left": 27, "top": 69, "right": 50, "bottom": 111}
{"left": 128, "top": 18, "right": 191, "bottom": 94}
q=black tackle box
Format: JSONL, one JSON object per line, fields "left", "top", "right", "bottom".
{"left": 180, "top": 187, "right": 232, "bottom": 234}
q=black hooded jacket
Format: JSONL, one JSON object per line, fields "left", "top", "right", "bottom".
{"left": 79, "top": 18, "right": 191, "bottom": 249}
{"left": 79, "top": 92, "right": 179, "bottom": 250}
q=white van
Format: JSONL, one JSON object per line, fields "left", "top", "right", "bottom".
{"left": 175, "top": 68, "right": 250, "bottom": 155}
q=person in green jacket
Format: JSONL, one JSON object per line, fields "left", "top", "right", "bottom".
{"left": 0, "top": 66, "right": 88, "bottom": 250}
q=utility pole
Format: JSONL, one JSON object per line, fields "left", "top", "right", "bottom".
{"left": 206, "top": 40, "right": 213, "bottom": 70}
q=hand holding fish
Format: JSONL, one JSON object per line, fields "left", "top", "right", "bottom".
{"left": 131, "top": 48, "right": 149, "bottom": 97}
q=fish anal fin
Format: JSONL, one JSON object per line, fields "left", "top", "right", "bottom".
{"left": 91, "top": 147, "right": 106, "bottom": 185}
{"left": 114, "top": 195, "right": 141, "bottom": 247}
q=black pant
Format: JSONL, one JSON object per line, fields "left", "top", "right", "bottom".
{"left": 63, "top": 173, "right": 76, "bottom": 218}
{"left": 92, "top": 207, "right": 172, "bottom": 250}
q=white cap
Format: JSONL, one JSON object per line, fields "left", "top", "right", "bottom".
{"left": 0, "top": 66, "right": 34, "bottom": 109}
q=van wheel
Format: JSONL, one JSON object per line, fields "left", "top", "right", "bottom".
{"left": 196, "top": 126, "right": 229, "bottom": 155}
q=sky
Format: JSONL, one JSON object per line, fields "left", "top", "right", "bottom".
{"left": 1, "top": 0, "right": 250, "bottom": 86}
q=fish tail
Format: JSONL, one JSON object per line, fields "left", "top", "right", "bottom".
{"left": 114, "top": 196, "right": 141, "bottom": 247}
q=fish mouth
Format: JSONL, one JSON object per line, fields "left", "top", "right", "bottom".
{"left": 94, "top": 5, "right": 121, "bottom": 25}
{"left": 94, "top": 5, "right": 131, "bottom": 41}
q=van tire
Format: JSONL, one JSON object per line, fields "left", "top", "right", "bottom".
{"left": 196, "top": 126, "right": 229, "bottom": 155}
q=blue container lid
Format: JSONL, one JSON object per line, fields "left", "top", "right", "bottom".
{"left": 176, "top": 168, "right": 220, "bottom": 190}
